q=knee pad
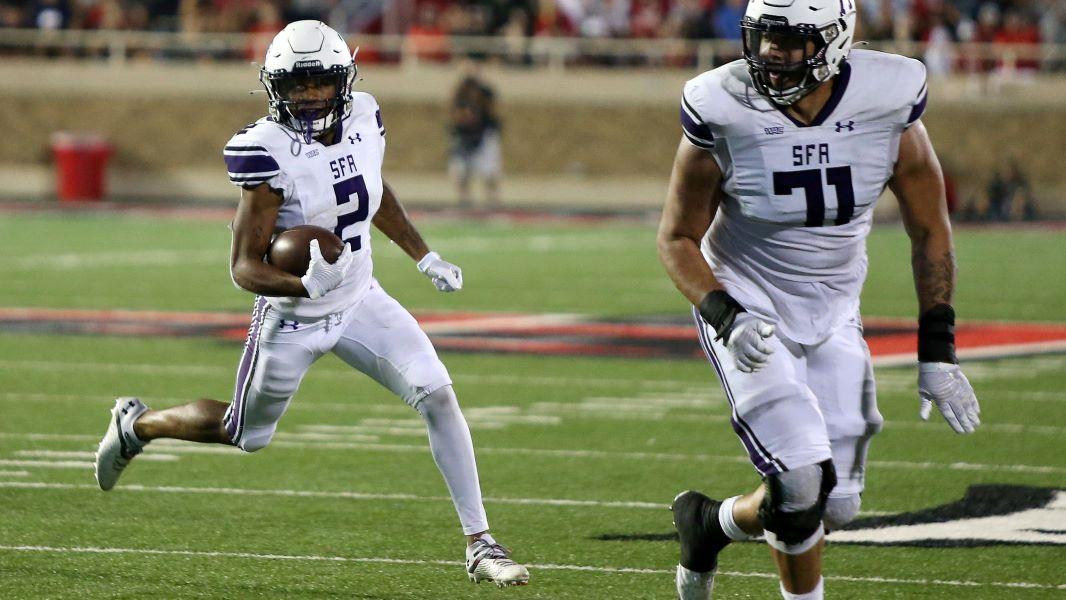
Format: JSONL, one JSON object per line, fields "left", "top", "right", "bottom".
{"left": 823, "top": 494, "right": 861, "bottom": 531}
{"left": 759, "top": 460, "right": 837, "bottom": 554}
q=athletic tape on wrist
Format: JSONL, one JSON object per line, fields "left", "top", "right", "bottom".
{"left": 698, "top": 290, "right": 745, "bottom": 341}
{"left": 918, "top": 304, "right": 957, "bottom": 363}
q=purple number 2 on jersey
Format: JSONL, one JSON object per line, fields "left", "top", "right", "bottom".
{"left": 333, "top": 175, "right": 370, "bottom": 251}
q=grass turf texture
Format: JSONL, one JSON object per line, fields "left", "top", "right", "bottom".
{"left": 0, "top": 212, "right": 1063, "bottom": 598}
{"left": 0, "top": 212, "right": 1063, "bottom": 321}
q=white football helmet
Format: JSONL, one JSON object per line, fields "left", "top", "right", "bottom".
{"left": 259, "top": 20, "right": 357, "bottom": 142}
{"left": 741, "top": 0, "right": 856, "bottom": 106}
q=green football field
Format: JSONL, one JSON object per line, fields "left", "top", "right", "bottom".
{"left": 0, "top": 210, "right": 1063, "bottom": 598}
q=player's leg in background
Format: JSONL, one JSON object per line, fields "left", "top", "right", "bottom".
{"left": 476, "top": 130, "right": 502, "bottom": 206}
{"left": 683, "top": 309, "right": 834, "bottom": 599}
{"left": 805, "top": 317, "right": 883, "bottom": 531}
{"left": 449, "top": 151, "right": 473, "bottom": 208}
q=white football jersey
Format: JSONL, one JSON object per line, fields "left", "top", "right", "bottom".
{"left": 223, "top": 92, "right": 387, "bottom": 321}
{"left": 680, "top": 50, "right": 928, "bottom": 344}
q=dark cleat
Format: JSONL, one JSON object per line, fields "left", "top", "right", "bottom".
{"left": 671, "top": 490, "right": 732, "bottom": 574}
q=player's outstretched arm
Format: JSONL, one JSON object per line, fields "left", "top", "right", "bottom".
{"left": 375, "top": 179, "right": 463, "bottom": 291}
{"left": 229, "top": 183, "right": 311, "bottom": 297}
{"left": 890, "top": 121, "right": 980, "bottom": 434}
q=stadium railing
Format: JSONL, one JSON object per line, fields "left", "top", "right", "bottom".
{"left": 0, "top": 28, "right": 1063, "bottom": 74}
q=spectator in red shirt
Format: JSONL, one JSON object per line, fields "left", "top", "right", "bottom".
{"left": 629, "top": 0, "right": 663, "bottom": 38}
{"left": 408, "top": 3, "right": 450, "bottom": 62}
{"left": 245, "top": 0, "right": 283, "bottom": 61}
{"left": 994, "top": 10, "right": 1041, "bottom": 71}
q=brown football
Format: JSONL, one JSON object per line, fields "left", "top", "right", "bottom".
{"left": 267, "top": 225, "right": 345, "bottom": 277}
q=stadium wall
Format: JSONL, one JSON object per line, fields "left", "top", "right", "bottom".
{"left": 4, "top": 60, "right": 1065, "bottom": 215}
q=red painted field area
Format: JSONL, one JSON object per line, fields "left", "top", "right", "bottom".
{"left": 3, "top": 307, "right": 1066, "bottom": 365}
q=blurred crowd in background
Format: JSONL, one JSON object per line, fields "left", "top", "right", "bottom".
{"left": 2, "top": 0, "right": 1063, "bottom": 75}
{"left": 3, "top": 1, "right": 1055, "bottom": 215}
{"left": 5, "top": 0, "right": 1062, "bottom": 48}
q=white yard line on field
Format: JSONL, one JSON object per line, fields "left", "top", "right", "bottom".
{"left": 0, "top": 545, "right": 1060, "bottom": 590}
{"left": 0, "top": 481, "right": 664, "bottom": 509}
{"left": 4, "top": 388, "right": 1064, "bottom": 404}
{"left": 14, "top": 450, "right": 180, "bottom": 462}
{"left": 0, "top": 470, "right": 29, "bottom": 477}
{"left": 12, "top": 250, "right": 219, "bottom": 270}
{"left": 0, "top": 359, "right": 696, "bottom": 389}
{"left": 2, "top": 391, "right": 1063, "bottom": 433}
{"left": 1, "top": 432, "right": 1063, "bottom": 475}
{"left": 0, "top": 460, "right": 93, "bottom": 469}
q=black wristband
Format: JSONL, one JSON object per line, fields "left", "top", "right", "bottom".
{"left": 918, "top": 304, "right": 957, "bottom": 364}
{"left": 698, "top": 290, "right": 746, "bottom": 341}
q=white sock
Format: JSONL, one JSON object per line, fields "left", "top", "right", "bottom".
{"left": 416, "top": 386, "right": 489, "bottom": 535}
{"left": 780, "top": 577, "right": 824, "bottom": 599}
{"left": 719, "top": 495, "right": 756, "bottom": 541}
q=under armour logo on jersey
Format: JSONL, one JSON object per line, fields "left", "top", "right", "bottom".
{"left": 349, "top": 134, "right": 361, "bottom": 144}
{"left": 835, "top": 120, "right": 855, "bottom": 132}
{"left": 278, "top": 319, "right": 300, "bottom": 330}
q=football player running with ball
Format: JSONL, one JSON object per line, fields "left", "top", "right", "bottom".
{"left": 657, "top": 0, "right": 979, "bottom": 598}
{"left": 93, "top": 21, "right": 528, "bottom": 588}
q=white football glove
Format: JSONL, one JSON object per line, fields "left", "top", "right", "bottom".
{"left": 725, "top": 313, "right": 775, "bottom": 373}
{"left": 918, "top": 362, "right": 980, "bottom": 434}
{"left": 417, "top": 251, "right": 463, "bottom": 292}
{"left": 300, "top": 239, "right": 354, "bottom": 300}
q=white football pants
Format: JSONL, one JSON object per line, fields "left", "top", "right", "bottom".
{"left": 222, "top": 280, "right": 489, "bottom": 534}
{"left": 693, "top": 308, "right": 883, "bottom": 499}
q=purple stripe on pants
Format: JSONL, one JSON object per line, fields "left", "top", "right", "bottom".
{"left": 692, "top": 307, "right": 783, "bottom": 476}
{"left": 225, "top": 296, "right": 269, "bottom": 443}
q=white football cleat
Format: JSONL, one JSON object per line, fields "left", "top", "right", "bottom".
{"left": 676, "top": 564, "right": 715, "bottom": 600}
{"left": 94, "top": 397, "right": 149, "bottom": 491}
{"left": 465, "top": 538, "right": 529, "bottom": 587}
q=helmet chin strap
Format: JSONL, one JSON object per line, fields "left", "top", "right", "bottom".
{"left": 287, "top": 104, "right": 333, "bottom": 143}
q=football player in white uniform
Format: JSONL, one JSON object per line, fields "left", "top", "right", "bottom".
{"left": 657, "top": 1, "right": 980, "bottom": 598}
{"left": 93, "top": 21, "right": 528, "bottom": 588}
